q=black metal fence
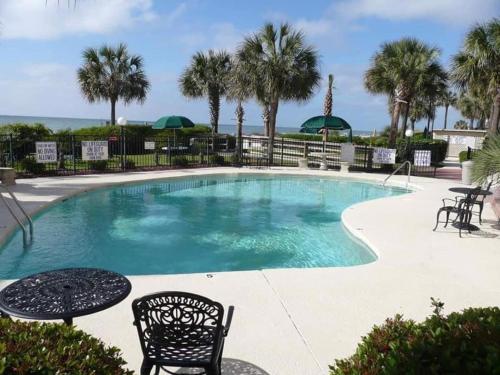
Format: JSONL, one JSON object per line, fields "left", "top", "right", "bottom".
{"left": 0, "top": 132, "right": 438, "bottom": 177}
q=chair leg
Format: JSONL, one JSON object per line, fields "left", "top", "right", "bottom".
{"left": 433, "top": 209, "right": 443, "bottom": 231}
{"left": 140, "top": 360, "right": 154, "bottom": 375}
{"left": 478, "top": 202, "right": 484, "bottom": 225}
{"left": 444, "top": 210, "right": 451, "bottom": 228}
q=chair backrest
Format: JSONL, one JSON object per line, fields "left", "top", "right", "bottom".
{"left": 132, "top": 291, "right": 224, "bottom": 362}
{"left": 459, "top": 187, "right": 482, "bottom": 212}
{"left": 478, "top": 181, "right": 493, "bottom": 202}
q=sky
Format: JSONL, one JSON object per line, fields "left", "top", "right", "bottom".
{"left": 0, "top": 0, "right": 498, "bottom": 131}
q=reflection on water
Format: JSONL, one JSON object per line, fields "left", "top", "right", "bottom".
{"left": 0, "top": 176, "right": 406, "bottom": 278}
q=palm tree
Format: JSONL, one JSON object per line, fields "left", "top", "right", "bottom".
{"left": 408, "top": 97, "right": 427, "bottom": 132}
{"left": 324, "top": 74, "right": 334, "bottom": 116}
{"left": 454, "top": 119, "right": 469, "bottom": 129}
{"left": 451, "top": 18, "right": 500, "bottom": 135}
{"left": 226, "top": 57, "right": 253, "bottom": 159}
{"left": 237, "top": 23, "right": 320, "bottom": 163}
{"left": 365, "top": 38, "right": 445, "bottom": 147}
{"left": 179, "top": 50, "right": 232, "bottom": 135}
{"left": 456, "top": 93, "right": 489, "bottom": 129}
{"left": 77, "top": 43, "right": 149, "bottom": 125}
{"left": 472, "top": 135, "right": 500, "bottom": 185}
{"left": 440, "top": 90, "right": 457, "bottom": 129}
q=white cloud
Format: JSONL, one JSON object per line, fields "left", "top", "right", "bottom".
{"left": 164, "top": 2, "right": 187, "bottom": 24}
{"left": 0, "top": 0, "right": 157, "bottom": 40}
{"left": 177, "top": 22, "right": 244, "bottom": 53}
{"left": 211, "top": 23, "right": 244, "bottom": 52}
{"left": 334, "top": 0, "right": 499, "bottom": 25}
{"left": 21, "top": 63, "right": 69, "bottom": 77}
{"left": 295, "top": 19, "right": 332, "bottom": 37}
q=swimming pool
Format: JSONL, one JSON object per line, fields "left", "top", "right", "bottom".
{"left": 0, "top": 175, "right": 406, "bottom": 278}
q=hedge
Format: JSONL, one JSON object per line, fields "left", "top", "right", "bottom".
{"left": 330, "top": 300, "right": 500, "bottom": 375}
{"left": 0, "top": 318, "right": 132, "bottom": 374}
{"left": 0, "top": 123, "right": 212, "bottom": 139}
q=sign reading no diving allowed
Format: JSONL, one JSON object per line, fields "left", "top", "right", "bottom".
{"left": 35, "top": 142, "right": 57, "bottom": 163}
{"left": 81, "top": 141, "right": 109, "bottom": 161}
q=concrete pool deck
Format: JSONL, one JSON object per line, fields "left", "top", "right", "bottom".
{"left": 0, "top": 168, "right": 499, "bottom": 374}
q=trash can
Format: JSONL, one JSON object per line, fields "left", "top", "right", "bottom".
{"left": 461, "top": 160, "right": 474, "bottom": 185}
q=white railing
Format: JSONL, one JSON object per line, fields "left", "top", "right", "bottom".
{"left": 383, "top": 161, "right": 412, "bottom": 190}
{"left": 0, "top": 184, "right": 33, "bottom": 247}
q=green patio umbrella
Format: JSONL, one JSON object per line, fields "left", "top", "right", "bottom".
{"left": 152, "top": 116, "right": 195, "bottom": 129}
{"left": 300, "top": 115, "right": 353, "bottom": 142}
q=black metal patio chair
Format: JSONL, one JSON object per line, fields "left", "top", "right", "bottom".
{"left": 433, "top": 186, "right": 482, "bottom": 237}
{"left": 132, "top": 291, "right": 234, "bottom": 375}
{"left": 453, "top": 181, "right": 493, "bottom": 225}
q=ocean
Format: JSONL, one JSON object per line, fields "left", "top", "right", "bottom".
{"left": 0, "top": 114, "right": 371, "bottom": 136}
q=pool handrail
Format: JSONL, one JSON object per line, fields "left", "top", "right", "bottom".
{"left": 0, "top": 184, "right": 33, "bottom": 247}
{"left": 383, "top": 161, "right": 412, "bottom": 190}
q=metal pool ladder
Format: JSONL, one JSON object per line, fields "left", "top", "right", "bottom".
{"left": 383, "top": 161, "right": 412, "bottom": 190}
{"left": 0, "top": 184, "right": 33, "bottom": 247}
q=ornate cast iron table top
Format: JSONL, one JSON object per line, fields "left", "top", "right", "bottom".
{"left": 0, "top": 268, "right": 131, "bottom": 325}
{"left": 449, "top": 187, "right": 492, "bottom": 196}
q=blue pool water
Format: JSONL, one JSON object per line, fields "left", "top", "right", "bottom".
{"left": 0, "top": 175, "right": 405, "bottom": 278}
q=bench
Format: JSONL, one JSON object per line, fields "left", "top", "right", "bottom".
{"left": 0, "top": 167, "right": 16, "bottom": 185}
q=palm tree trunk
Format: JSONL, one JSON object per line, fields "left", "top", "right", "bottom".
{"left": 236, "top": 101, "right": 244, "bottom": 160}
{"left": 268, "top": 100, "right": 279, "bottom": 165}
{"left": 262, "top": 105, "right": 270, "bottom": 136}
{"left": 209, "top": 91, "right": 220, "bottom": 135}
{"left": 444, "top": 105, "right": 449, "bottom": 129}
{"left": 110, "top": 99, "right": 116, "bottom": 125}
{"left": 488, "top": 88, "right": 500, "bottom": 135}
{"left": 389, "top": 99, "right": 401, "bottom": 148}
{"left": 401, "top": 102, "right": 410, "bottom": 138}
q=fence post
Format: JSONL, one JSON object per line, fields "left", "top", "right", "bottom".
{"left": 71, "top": 135, "right": 76, "bottom": 174}
{"left": 168, "top": 137, "right": 172, "bottom": 166}
{"left": 281, "top": 138, "right": 284, "bottom": 166}
{"left": 364, "top": 145, "right": 368, "bottom": 170}
{"left": 120, "top": 126, "right": 126, "bottom": 171}
{"left": 9, "top": 134, "right": 13, "bottom": 167}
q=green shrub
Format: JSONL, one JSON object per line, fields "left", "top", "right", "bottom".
{"left": 19, "top": 156, "right": 45, "bottom": 175}
{"left": 171, "top": 156, "right": 189, "bottom": 167}
{"left": 396, "top": 138, "right": 448, "bottom": 164}
{"left": 88, "top": 160, "right": 108, "bottom": 171}
{"left": 330, "top": 300, "right": 500, "bottom": 375}
{"left": 0, "top": 318, "right": 132, "bottom": 374}
{"left": 472, "top": 135, "right": 500, "bottom": 184}
{"left": 459, "top": 150, "right": 469, "bottom": 163}
{"left": 123, "top": 159, "right": 136, "bottom": 169}
{"left": 210, "top": 154, "right": 225, "bottom": 165}
{"left": 230, "top": 152, "right": 241, "bottom": 165}
{"left": 372, "top": 136, "right": 388, "bottom": 147}
{"left": 0, "top": 123, "right": 52, "bottom": 138}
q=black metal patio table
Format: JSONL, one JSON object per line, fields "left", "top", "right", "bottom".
{"left": 449, "top": 187, "right": 492, "bottom": 196}
{"left": 0, "top": 268, "right": 131, "bottom": 325}
{"left": 447, "top": 187, "right": 491, "bottom": 231}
